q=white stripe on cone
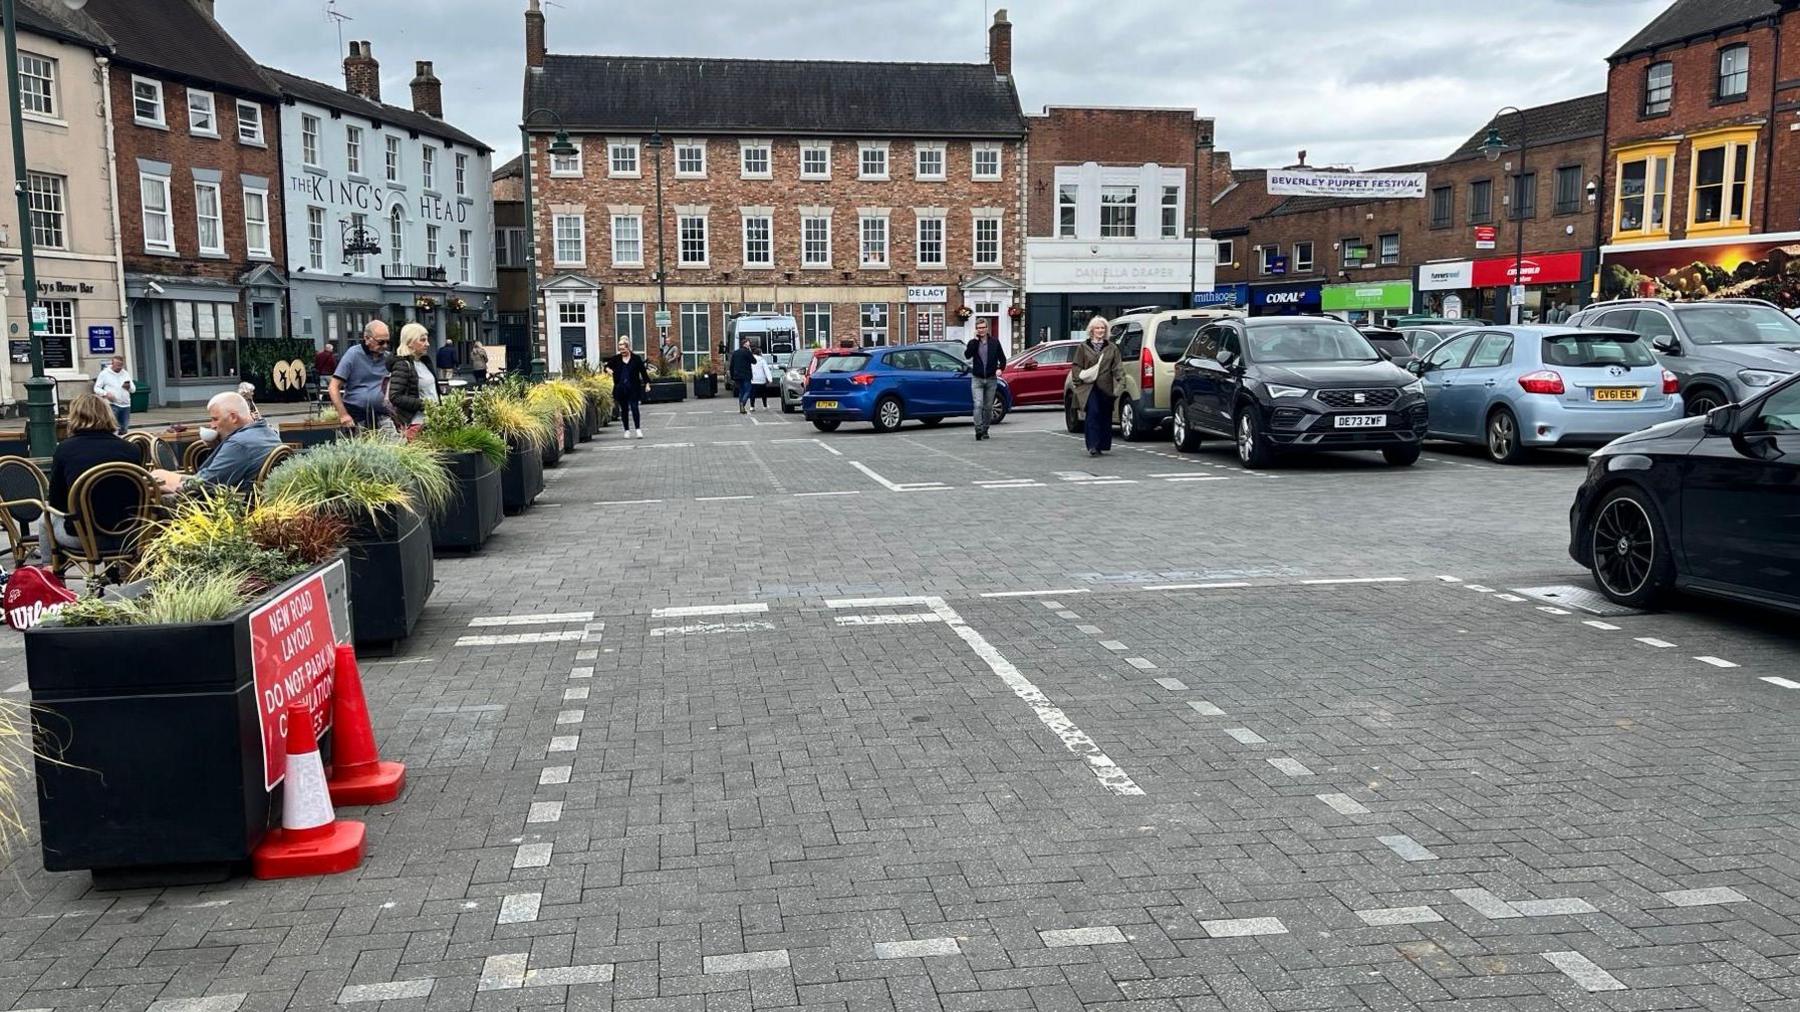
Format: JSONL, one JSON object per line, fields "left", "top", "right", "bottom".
{"left": 283, "top": 748, "right": 336, "bottom": 831}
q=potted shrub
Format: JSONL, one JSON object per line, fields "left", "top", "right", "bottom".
{"left": 525, "top": 384, "right": 567, "bottom": 468}
{"left": 280, "top": 406, "right": 347, "bottom": 449}
{"left": 538, "top": 380, "right": 586, "bottom": 454}
{"left": 646, "top": 356, "right": 687, "bottom": 403}
{"left": 693, "top": 361, "right": 719, "bottom": 399}
{"left": 417, "top": 394, "right": 505, "bottom": 553}
{"left": 475, "top": 384, "right": 549, "bottom": 513}
{"left": 260, "top": 435, "right": 450, "bottom": 648}
{"left": 27, "top": 492, "right": 351, "bottom": 882}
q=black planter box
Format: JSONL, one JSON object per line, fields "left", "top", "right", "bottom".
{"left": 541, "top": 423, "right": 563, "bottom": 468}
{"left": 430, "top": 450, "right": 503, "bottom": 552}
{"left": 346, "top": 507, "right": 434, "bottom": 647}
{"left": 561, "top": 414, "right": 579, "bottom": 454}
{"left": 501, "top": 437, "right": 544, "bottom": 514}
{"left": 693, "top": 374, "right": 719, "bottom": 398}
{"left": 577, "top": 395, "right": 597, "bottom": 442}
{"left": 25, "top": 561, "right": 350, "bottom": 882}
{"left": 645, "top": 379, "right": 687, "bottom": 403}
{"left": 278, "top": 423, "right": 341, "bottom": 450}
{"left": 586, "top": 394, "right": 606, "bottom": 433}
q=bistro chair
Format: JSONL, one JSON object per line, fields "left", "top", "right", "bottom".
{"left": 123, "top": 431, "right": 159, "bottom": 467}
{"left": 0, "top": 455, "right": 49, "bottom": 565}
{"left": 182, "top": 438, "right": 214, "bottom": 473}
{"left": 253, "top": 444, "right": 295, "bottom": 493}
{"left": 152, "top": 437, "right": 182, "bottom": 471}
{"left": 48, "top": 462, "right": 159, "bottom": 587}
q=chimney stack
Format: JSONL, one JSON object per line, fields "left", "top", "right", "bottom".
{"left": 344, "top": 41, "right": 381, "bottom": 102}
{"left": 410, "top": 61, "right": 443, "bottom": 119}
{"left": 525, "top": 0, "right": 547, "bottom": 69}
{"left": 988, "top": 9, "right": 1012, "bottom": 77}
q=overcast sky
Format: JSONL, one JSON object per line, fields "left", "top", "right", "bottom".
{"left": 216, "top": 0, "right": 1666, "bottom": 171}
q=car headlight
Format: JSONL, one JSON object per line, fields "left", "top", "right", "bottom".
{"left": 1401, "top": 379, "right": 1424, "bottom": 395}
{"left": 1265, "top": 383, "right": 1310, "bottom": 399}
{"left": 1738, "top": 369, "right": 1787, "bottom": 388}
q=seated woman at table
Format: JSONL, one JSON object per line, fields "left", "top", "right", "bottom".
{"left": 47, "top": 393, "right": 140, "bottom": 552}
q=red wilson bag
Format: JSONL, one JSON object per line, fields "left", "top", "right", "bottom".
{"left": 4, "top": 565, "right": 77, "bottom": 629}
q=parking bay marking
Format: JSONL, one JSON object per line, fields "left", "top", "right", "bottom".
{"left": 652, "top": 603, "right": 768, "bottom": 618}
{"left": 650, "top": 621, "right": 777, "bottom": 637}
{"left": 468, "top": 611, "right": 595, "bottom": 627}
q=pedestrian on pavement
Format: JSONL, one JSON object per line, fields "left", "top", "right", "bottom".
{"left": 434, "top": 339, "right": 458, "bottom": 381}
{"left": 730, "top": 336, "right": 757, "bottom": 413}
{"left": 1069, "top": 316, "right": 1125, "bottom": 457}
{"left": 469, "top": 342, "right": 489, "bottom": 387}
{"left": 604, "top": 341, "right": 649, "bottom": 438}
{"left": 314, "top": 343, "right": 338, "bottom": 393}
{"left": 388, "top": 323, "right": 437, "bottom": 429}
{"left": 329, "top": 320, "right": 392, "bottom": 431}
{"left": 751, "top": 350, "right": 774, "bottom": 410}
{"left": 93, "top": 355, "right": 134, "bottom": 434}
{"left": 964, "top": 317, "right": 1006, "bottom": 441}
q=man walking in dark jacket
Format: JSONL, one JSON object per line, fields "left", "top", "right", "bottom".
{"left": 730, "top": 336, "right": 757, "bottom": 414}
{"left": 604, "top": 342, "right": 650, "bottom": 438}
{"left": 964, "top": 317, "right": 1006, "bottom": 440}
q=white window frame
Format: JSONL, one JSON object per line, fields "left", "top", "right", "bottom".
{"left": 915, "top": 215, "right": 945, "bottom": 268}
{"left": 554, "top": 213, "right": 585, "bottom": 267}
{"left": 301, "top": 113, "right": 321, "bottom": 167}
{"left": 131, "top": 75, "right": 165, "bottom": 127}
{"left": 550, "top": 141, "right": 582, "bottom": 177}
{"left": 243, "top": 186, "right": 271, "bottom": 259}
{"left": 610, "top": 214, "right": 642, "bottom": 267}
{"left": 1057, "top": 184, "right": 1078, "bottom": 238}
{"left": 973, "top": 212, "right": 1002, "bottom": 268}
{"left": 455, "top": 152, "right": 469, "bottom": 196}
{"left": 41, "top": 299, "right": 74, "bottom": 369}
{"left": 858, "top": 141, "right": 890, "bottom": 180}
{"left": 345, "top": 124, "right": 363, "bottom": 174}
{"left": 187, "top": 89, "right": 218, "bottom": 138}
{"left": 801, "top": 214, "right": 831, "bottom": 267}
{"left": 859, "top": 212, "right": 889, "bottom": 269}
{"left": 1293, "top": 241, "right": 1313, "bottom": 273}
{"left": 422, "top": 145, "right": 437, "bottom": 191}
{"left": 307, "top": 206, "right": 326, "bottom": 269}
{"left": 678, "top": 213, "right": 709, "bottom": 267}
{"left": 1100, "top": 185, "right": 1138, "bottom": 238}
{"left": 18, "top": 51, "right": 56, "bottom": 119}
{"left": 194, "top": 180, "right": 224, "bottom": 255}
{"left": 1160, "top": 185, "right": 1181, "bottom": 239}
{"left": 915, "top": 142, "right": 946, "bottom": 181}
{"left": 742, "top": 213, "right": 774, "bottom": 268}
{"left": 608, "top": 137, "right": 641, "bottom": 178}
{"left": 425, "top": 224, "right": 440, "bottom": 268}
{"left": 1256, "top": 244, "right": 1278, "bottom": 275}
{"left": 389, "top": 206, "right": 405, "bottom": 267}
{"left": 739, "top": 139, "right": 772, "bottom": 179}
{"left": 458, "top": 228, "right": 472, "bottom": 282}
{"left": 972, "top": 142, "right": 1002, "bottom": 181}
{"left": 801, "top": 141, "right": 832, "bottom": 180}
{"left": 675, "top": 139, "right": 707, "bottom": 178}
{"left": 26, "top": 172, "right": 66, "bottom": 250}
{"left": 385, "top": 135, "right": 402, "bottom": 183}
{"left": 235, "top": 100, "right": 263, "bottom": 145}
{"left": 1216, "top": 239, "right": 1234, "bottom": 266}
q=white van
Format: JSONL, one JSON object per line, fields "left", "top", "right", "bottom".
{"left": 725, "top": 312, "right": 800, "bottom": 355}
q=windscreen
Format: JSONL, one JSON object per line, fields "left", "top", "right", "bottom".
{"left": 1245, "top": 322, "right": 1381, "bottom": 363}
{"left": 1155, "top": 319, "right": 1206, "bottom": 362}
{"left": 1542, "top": 332, "right": 1656, "bottom": 368}
{"left": 1675, "top": 304, "right": 1800, "bottom": 345}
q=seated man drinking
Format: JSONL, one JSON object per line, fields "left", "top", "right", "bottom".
{"left": 150, "top": 391, "right": 283, "bottom": 495}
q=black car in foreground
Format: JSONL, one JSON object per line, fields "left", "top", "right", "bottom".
{"left": 1170, "top": 316, "right": 1429, "bottom": 467}
{"left": 1570, "top": 372, "right": 1800, "bottom": 612}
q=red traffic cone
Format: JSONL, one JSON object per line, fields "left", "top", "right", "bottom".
{"left": 325, "top": 644, "right": 407, "bottom": 806}
{"left": 252, "top": 701, "right": 366, "bottom": 879}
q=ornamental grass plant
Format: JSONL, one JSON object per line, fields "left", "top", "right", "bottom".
{"left": 473, "top": 384, "right": 554, "bottom": 450}
{"left": 419, "top": 393, "right": 507, "bottom": 466}
{"left": 261, "top": 434, "right": 453, "bottom": 522}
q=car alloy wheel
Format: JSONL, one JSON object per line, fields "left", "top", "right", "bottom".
{"left": 1486, "top": 410, "right": 1519, "bottom": 463}
{"left": 1683, "top": 389, "right": 1724, "bottom": 417}
{"left": 876, "top": 397, "right": 904, "bottom": 432}
{"left": 1120, "top": 401, "right": 1138, "bottom": 441}
{"left": 1591, "top": 495, "right": 1656, "bottom": 599}
{"left": 1173, "top": 408, "right": 1187, "bottom": 448}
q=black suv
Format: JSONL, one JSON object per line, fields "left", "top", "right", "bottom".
{"left": 1170, "top": 316, "right": 1428, "bottom": 467}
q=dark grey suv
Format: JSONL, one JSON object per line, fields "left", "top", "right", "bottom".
{"left": 1567, "top": 298, "right": 1800, "bottom": 415}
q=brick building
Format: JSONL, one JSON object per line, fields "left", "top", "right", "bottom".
{"left": 1021, "top": 106, "right": 1216, "bottom": 345}
{"left": 519, "top": 0, "right": 1027, "bottom": 373}
{"left": 492, "top": 157, "right": 529, "bottom": 371}
{"left": 1213, "top": 95, "right": 1605, "bottom": 325}
{"left": 1596, "top": 0, "right": 1800, "bottom": 298}
{"left": 84, "top": 0, "right": 286, "bottom": 407}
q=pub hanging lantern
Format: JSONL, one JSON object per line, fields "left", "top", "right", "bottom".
{"left": 341, "top": 220, "right": 382, "bottom": 261}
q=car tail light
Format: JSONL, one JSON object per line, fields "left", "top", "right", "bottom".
{"left": 1661, "top": 369, "right": 1679, "bottom": 395}
{"left": 850, "top": 373, "right": 876, "bottom": 387}
{"left": 1518, "top": 370, "right": 1565, "bottom": 395}
{"left": 1140, "top": 347, "right": 1155, "bottom": 389}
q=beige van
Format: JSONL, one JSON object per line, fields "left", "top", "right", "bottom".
{"left": 1064, "top": 307, "right": 1247, "bottom": 440}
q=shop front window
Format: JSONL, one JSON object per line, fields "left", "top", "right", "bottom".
{"left": 161, "top": 301, "right": 238, "bottom": 380}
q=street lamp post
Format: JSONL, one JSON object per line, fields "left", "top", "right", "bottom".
{"left": 6, "top": 0, "right": 90, "bottom": 455}
{"left": 647, "top": 130, "right": 667, "bottom": 354}
{"left": 1479, "top": 107, "right": 1528, "bottom": 324}
{"left": 519, "top": 107, "right": 578, "bottom": 381}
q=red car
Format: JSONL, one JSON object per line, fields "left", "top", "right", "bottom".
{"left": 1001, "top": 339, "right": 1080, "bottom": 407}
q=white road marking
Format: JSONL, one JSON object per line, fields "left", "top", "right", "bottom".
{"left": 703, "top": 950, "right": 791, "bottom": 974}
{"left": 1357, "top": 906, "right": 1442, "bottom": 926}
{"left": 1188, "top": 701, "right": 1226, "bottom": 716}
{"left": 979, "top": 588, "right": 1089, "bottom": 598}
{"left": 1541, "top": 951, "right": 1625, "bottom": 992}
{"left": 527, "top": 801, "right": 563, "bottom": 824}
{"left": 1378, "top": 834, "right": 1438, "bottom": 862}
{"left": 1583, "top": 620, "right": 1620, "bottom": 630}
{"left": 497, "top": 893, "right": 541, "bottom": 924}
{"left": 562, "top": 686, "right": 589, "bottom": 700}
{"left": 1098, "top": 640, "right": 1128, "bottom": 651}
{"left": 569, "top": 666, "right": 593, "bottom": 678}
{"left": 827, "top": 595, "right": 933, "bottom": 608}
{"left": 554, "top": 710, "right": 583, "bottom": 724}
{"left": 1695, "top": 656, "right": 1739, "bottom": 668}
{"left": 1148, "top": 471, "right": 1205, "bottom": 477}
{"left": 1635, "top": 637, "right": 1675, "bottom": 648}
{"left": 1661, "top": 886, "right": 1748, "bottom": 906}
{"left": 1451, "top": 888, "right": 1521, "bottom": 919}
{"left": 1267, "top": 757, "right": 1313, "bottom": 776}
{"left": 813, "top": 439, "right": 843, "bottom": 456}
{"left": 1200, "top": 917, "right": 1287, "bottom": 937}
{"left": 1761, "top": 676, "right": 1800, "bottom": 689}
{"left": 850, "top": 461, "right": 908, "bottom": 491}
{"left": 650, "top": 621, "right": 776, "bottom": 637}
{"left": 873, "top": 937, "right": 961, "bottom": 959}
{"left": 595, "top": 498, "right": 664, "bottom": 505}
{"left": 547, "top": 736, "right": 578, "bottom": 752}
{"left": 834, "top": 613, "right": 943, "bottom": 626}
{"left": 468, "top": 611, "right": 595, "bottom": 627}
{"left": 695, "top": 494, "right": 754, "bottom": 501}
{"left": 1039, "top": 926, "right": 1128, "bottom": 947}
{"left": 1317, "top": 793, "right": 1370, "bottom": 816}
{"left": 1225, "top": 727, "right": 1267, "bottom": 745}
{"left": 1535, "top": 605, "right": 1572, "bottom": 615}
{"left": 1153, "top": 677, "right": 1187, "bottom": 691}
{"left": 538, "top": 766, "right": 571, "bottom": 785}
{"left": 652, "top": 603, "right": 769, "bottom": 618}
{"left": 975, "top": 478, "right": 1033, "bottom": 485}
{"left": 793, "top": 490, "right": 861, "bottom": 497}
{"left": 1465, "top": 584, "right": 1494, "bottom": 593}
{"left": 1436, "top": 575, "right": 1462, "bottom": 583}
{"left": 337, "top": 981, "right": 433, "bottom": 1004}
{"left": 925, "top": 596, "right": 1144, "bottom": 796}
{"left": 4, "top": 681, "right": 28, "bottom": 693}
{"left": 745, "top": 414, "right": 762, "bottom": 426}
{"left": 456, "top": 631, "right": 586, "bottom": 646}
{"left": 1161, "top": 476, "right": 1228, "bottom": 482}
{"left": 1125, "top": 657, "right": 1157, "bottom": 670}
{"left": 512, "top": 843, "right": 552, "bottom": 868}
{"left": 148, "top": 998, "right": 248, "bottom": 1012}
{"left": 1299, "top": 576, "right": 1407, "bottom": 585}
{"left": 979, "top": 482, "right": 1045, "bottom": 489}
{"left": 1143, "top": 581, "right": 1251, "bottom": 591}
{"left": 1494, "top": 593, "right": 1525, "bottom": 602}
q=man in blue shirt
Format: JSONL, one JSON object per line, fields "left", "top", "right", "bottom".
{"left": 330, "top": 321, "right": 392, "bottom": 430}
{"left": 150, "top": 391, "right": 283, "bottom": 495}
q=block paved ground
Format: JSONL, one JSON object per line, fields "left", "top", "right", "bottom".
{"left": 1, "top": 400, "right": 1796, "bottom": 1011}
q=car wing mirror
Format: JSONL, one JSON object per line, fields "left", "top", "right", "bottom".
{"left": 1406, "top": 359, "right": 1426, "bottom": 375}
{"left": 1021, "top": 360, "right": 1038, "bottom": 370}
{"left": 1652, "top": 336, "right": 1680, "bottom": 355}
{"left": 1703, "top": 403, "right": 1739, "bottom": 437}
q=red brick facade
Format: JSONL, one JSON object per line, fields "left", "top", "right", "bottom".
{"left": 1024, "top": 107, "right": 1214, "bottom": 238}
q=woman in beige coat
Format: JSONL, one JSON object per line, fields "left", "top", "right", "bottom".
{"left": 1068, "top": 316, "right": 1128, "bottom": 456}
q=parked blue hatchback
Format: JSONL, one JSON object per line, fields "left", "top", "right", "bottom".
{"left": 1409, "top": 325, "right": 1683, "bottom": 463}
{"left": 803, "top": 346, "right": 1012, "bottom": 433}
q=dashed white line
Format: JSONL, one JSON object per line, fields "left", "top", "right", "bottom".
{"left": 826, "top": 595, "right": 932, "bottom": 608}
{"left": 1143, "top": 581, "right": 1252, "bottom": 591}
{"left": 1635, "top": 637, "right": 1675, "bottom": 648}
{"left": 1583, "top": 620, "right": 1620, "bottom": 630}
{"left": 649, "top": 621, "right": 776, "bottom": 637}
{"left": 1299, "top": 576, "right": 1408, "bottom": 586}
{"left": 1225, "top": 727, "right": 1267, "bottom": 745}
{"left": 793, "top": 490, "right": 861, "bottom": 497}
{"left": 455, "top": 631, "right": 586, "bottom": 647}
{"left": 834, "top": 613, "right": 943, "bottom": 626}
{"left": 813, "top": 439, "right": 843, "bottom": 456}
{"left": 694, "top": 494, "right": 755, "bottom": 502}
{"left": 979, "top": 588, "right": 1089, "bottom": 598}
{"left": 1694, "top": 656, "right": 1739, "bottom": 669}
{"left": 652, "top": 603, "right": 769, "bottom": 618}
{"left": 1540, "top": 951, "right": 1625, "bottom": 992}
{"left": 468, "top": 611, "right": 595, "bottom": 627}
{"left": 1436, "top": 575, "right": 1462, "bottom": 583}
{"left": 595, "top": 498, "right": 663, "bottom": 506}
{"left": 1761, "top": 676, "right": 1800, "bottom": 689}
